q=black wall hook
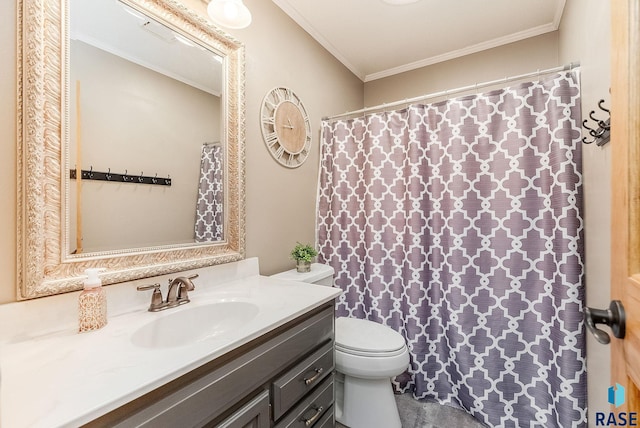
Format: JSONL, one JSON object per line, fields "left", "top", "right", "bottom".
{"left": 582, "top": 98, "right": 611, "bottom": 146}
{"left": 598, "top": 99, "right": 609, "bottom": 114}
{"left": 583, "top": 300, "right": 625, "bottom": 344}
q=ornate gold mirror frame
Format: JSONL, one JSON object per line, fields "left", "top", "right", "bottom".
{"left": 17, "top": 0, "right": 245, "bottom": 300}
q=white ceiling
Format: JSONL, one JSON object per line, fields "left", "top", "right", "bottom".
{"left": 71, "top": 0, "right": 223, "bottom": 95}
{"left": 272, "top": 0, "right": 566, "bottom": 82}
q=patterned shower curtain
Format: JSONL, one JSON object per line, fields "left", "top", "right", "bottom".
{"left": 194, "top": 143, "right": 224, "bottom": 242}
{"left": 317, "top": 71, "right": 586, "bottom": 427}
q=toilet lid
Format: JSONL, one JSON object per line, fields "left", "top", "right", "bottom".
{"left": 335, "top": 317, "right": 406, "bottom": 355}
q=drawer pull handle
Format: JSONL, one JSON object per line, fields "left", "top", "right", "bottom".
{"left": 302, "top": 406, "right": 324, "bottom": 426}
{"left": 303, "top": 368, "right": 324, "bottom": 385}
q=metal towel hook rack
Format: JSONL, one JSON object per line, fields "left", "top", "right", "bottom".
{"left": 69, "top": 167, "right": 172, "bottom": 186}
{"left": 582, "top": 98, "right": 610, "bottom": 146}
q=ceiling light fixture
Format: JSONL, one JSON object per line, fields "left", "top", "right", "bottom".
{"left": 207, "top": 0, "right": 252, "bottom": 29}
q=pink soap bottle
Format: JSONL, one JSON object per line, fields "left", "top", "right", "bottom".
{"left": 78, "top": 268, "right": 108, "bottom": 333}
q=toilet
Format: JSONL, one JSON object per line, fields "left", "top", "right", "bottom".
{"left": 271, "top": 263, "right": 410, "bottom": 428}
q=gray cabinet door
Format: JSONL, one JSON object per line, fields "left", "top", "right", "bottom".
{"left": 216, "top": 390, "right": 270, "bottom": 428}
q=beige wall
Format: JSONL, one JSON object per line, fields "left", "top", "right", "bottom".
{"left": 212, "top": 0, "right": 364, "bottom": 276}
{"left": 70, "top": 41, "right": 221, "bottom": 252}
{"left": 0, "top": 0, "right": 362, "bottom": 303}
{"left": 558, "top": 0, "right": 612, "bottom": 422}
{"left": 364, "top": 32, "right": 559, "bottom": 106}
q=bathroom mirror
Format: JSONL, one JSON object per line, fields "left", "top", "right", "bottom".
{"left": 17, "top": 0, "right": 246, "bottom": 299}
{"left": 69, "top": 0, "right": 226, "bottom": 253}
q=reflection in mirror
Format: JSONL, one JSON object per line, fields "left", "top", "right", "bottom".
{"left": 17, "top": 0, "right": 245, "bottom": 300}
{"left": 69, "top": 0, "right": 225, "bottom": 253}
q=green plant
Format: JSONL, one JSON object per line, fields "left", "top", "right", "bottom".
{"left": 290, "top": 242, "right": 318, "bottom": 262}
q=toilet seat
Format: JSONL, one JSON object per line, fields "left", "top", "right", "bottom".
{"left": 334, "top": 317, "right": 409, "bottom": 380}
{"left": 335, "top": 343, "right": 408, "bottom": 357}
{"left": 335, "top": 317, "right": 406, "bottom": 357}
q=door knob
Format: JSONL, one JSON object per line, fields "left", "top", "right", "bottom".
{"left": 583, "top": 300, "right": 626, "bottom": 344}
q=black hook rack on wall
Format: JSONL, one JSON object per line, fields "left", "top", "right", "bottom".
{"left": 69, "top": 167, "right": 172, "bottom": 186}
{"left": 582, "top": 99, "right": 610, "bottom": 146}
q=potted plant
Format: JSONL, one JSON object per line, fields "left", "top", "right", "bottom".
{"left": 290, "top": 242, "right": 318, "bottom": 273}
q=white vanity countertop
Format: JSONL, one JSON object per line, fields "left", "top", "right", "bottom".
{"left": 0, "top": 272, "right": 341, "bottom": 428}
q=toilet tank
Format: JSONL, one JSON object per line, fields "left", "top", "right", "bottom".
{"left": 270, "top": 263, "right": 335, "bottom": 286}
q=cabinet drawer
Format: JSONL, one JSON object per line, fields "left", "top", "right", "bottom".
{"left": 312, "top": 406, "right": 334, "bottom": 428}
{"left": 272, "top": 342, "right": 334, "bottom": 420}
{"left": 274, "top": 374, "right": 334, "bottom": 428}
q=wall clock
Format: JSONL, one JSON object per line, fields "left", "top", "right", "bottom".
{"left": 260, "top": 87, "right": 312, "bottom": 168}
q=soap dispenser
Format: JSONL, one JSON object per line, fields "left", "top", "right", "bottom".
{"left": 78, "top": 268, "right": 108, "bottom": 333}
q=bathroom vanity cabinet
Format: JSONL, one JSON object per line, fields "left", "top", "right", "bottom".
{"left": 84, "top": 303, "right": 336, "bottom": 428}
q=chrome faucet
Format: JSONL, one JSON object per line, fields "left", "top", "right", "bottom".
{"left": 137, "top": 274, "right": 199, "bottom": 312}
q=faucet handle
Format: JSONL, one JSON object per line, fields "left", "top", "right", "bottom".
{"left": 186, "top": 274, "right": 199, "bottom": 288}
{"left": 137, "top": 283, "right": 164, "bottom": 312}
{"left": 179, "top": 275, "right": 198, "bottom": 299}
{"left": 137, "top": 283, "right": 160, "bottom": 291}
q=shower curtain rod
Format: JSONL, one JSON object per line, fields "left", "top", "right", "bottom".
{"left": 322, "top": 62, "right": 580, "bottom": 121}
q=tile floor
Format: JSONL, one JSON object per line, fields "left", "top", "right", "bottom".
{"left": 336, "top": 393, "right": 487, "bottom": 428}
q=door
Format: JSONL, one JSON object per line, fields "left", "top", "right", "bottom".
{"left": 610, "top": 0, "right": 640, "bottom": 412}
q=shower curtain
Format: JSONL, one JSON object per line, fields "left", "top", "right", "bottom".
{"left": 317, "top": 71, "right": 586, "bottom": 427}
{"left": 195, "top": 143, "right": 224, "bottom": 242}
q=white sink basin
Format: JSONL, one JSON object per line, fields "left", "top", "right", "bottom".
{"left": 131, "top": 301, "right": 259, "bottom": 348}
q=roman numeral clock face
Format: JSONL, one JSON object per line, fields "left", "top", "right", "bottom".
{"left": 260, "top": 87, "right": 312, "bottom": 168}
